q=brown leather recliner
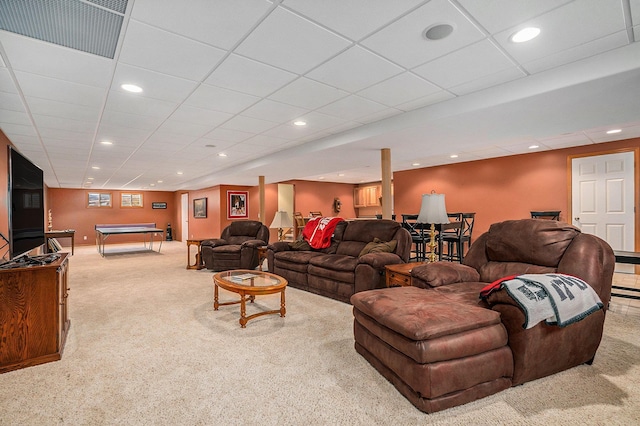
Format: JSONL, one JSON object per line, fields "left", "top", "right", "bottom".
{"left": 351, "top": 219, "right": 614, "bottom": 413}
{"left": 201, "top": 220, "right": 269, "bottom": 272}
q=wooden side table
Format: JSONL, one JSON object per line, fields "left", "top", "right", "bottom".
{"left": 385, "top": 262, "right": 427, "bottom": 287}
{"left": 187, "top": 239, "right": 206, "bottom": 270}
{"left": 257, "top": 246, "right": 268, "bottom": 271}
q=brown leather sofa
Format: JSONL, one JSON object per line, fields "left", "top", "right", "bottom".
{"left": 267, "top": 219, "right": 412, "bottom": 303}
{"left": 201, "top": 220, "right": 269, "bottom": 272}
{"left": 351, "top": 219, "right": 614, "bottom": 413}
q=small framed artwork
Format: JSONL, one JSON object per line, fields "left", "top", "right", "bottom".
{"left": 194, "top": 198, "right": 207, "bottom": 218}
{"left": 152, "top": 202, "right": 167, "bottom": 209}
{"left": 227, "top": 191, "right": 248, "bottom": 219}
{"left": 88, "top": 192, "right": 112, "bottom": 208}
{"left": 121, "top": 193, "right": 143, "bottom": 208}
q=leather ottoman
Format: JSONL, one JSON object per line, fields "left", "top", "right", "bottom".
{"left": 351, "top": 286, "right": 513, "bottom": 413}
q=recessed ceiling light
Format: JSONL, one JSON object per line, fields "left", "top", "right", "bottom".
{"left": 293, "top": 120, "right": 307, "bottom": 126}
{"left": 450, "top": 154, "right": 458, "bottom": 158}
{"left": 177, "top": 171, "right": 183, "bottom": 175}
{"left": 510, "top": 27, "right": 540, "bottom": 43}
{"left": 150, "top": 183, "right": 155, "bottom": 187}
{"left": 205, "top": 144, "right": 217, "bottom": 148}
{"left": 338, "top": 173, "right": 345, "bottom": 177}
{"left": 412, "top": 162, "right": 420, "bottom": 166}
{"left": 87, "top": 177, "right": 94, "bottom": 180}
{"left": 100, "top": 140, "right": 113, "bottom": 145}
{"left": 121, "top": 83, "right": 143, "bottom": 93}
{"left": 606, "top": 129, "right": 622, "bottom": 134}
{"left": 529, "top": 144, "right": 540, "bottom": 149}
{"left": 218, "top": 153, "right": 227, "bottom": 157}
{"left": 92, "top": 166, "right": 100, "bottom": 170}
{"left": 157, "top": 180, "right": 163, "bottom": 183}
{"left": 423, "top": 23, "right": 455, "bottom": 41}
{"left": 318, "top": 176, "right": 325, "bottom": 180}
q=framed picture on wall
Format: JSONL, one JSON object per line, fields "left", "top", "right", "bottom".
{"left": 194, "top": 198, "right": 207, "bottom": 218}
{"left": 87, "top": 192, "right": 112, "bottom": 208}
{"left": 227, "top": 191, "right": 248, "bottom": 219}
{"left": 121, "top": 193, "right": 143, "bottom": 208}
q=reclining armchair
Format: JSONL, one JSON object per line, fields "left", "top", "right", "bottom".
{"left": 351, "top": 219, "right": 615, "bottom": 413}
{"left": 201, "top": 220, "right": 269, "bottom": 272}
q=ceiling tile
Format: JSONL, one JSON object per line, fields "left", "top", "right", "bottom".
{"left": 457, "top": 0, "right": 573, "bottom": 34}
{"left": 0, "top": 68, "right": 18, "bottom": 93}
{"left": 449, "top": 67, "right": 526, "bottom": 96}
{"left": 202, "top": 127, "right": 254, "bottom": 143}
{"left": 101, "top": 110, "right": 165, "bottom": 131}
{"left": 235, "top": 7, "right": 351, "bottom": 74}
{"left": 394, "top": 90, "right": 455, "bottom": 111}
{"left": 112, "top": 63, "right": 199, "bottom": 103}
{"left": 356, "top": 108, "right": 403, "bottom": 124}
{"left": 13, "top": 71, "right": 107, "bottom": 107}
{"left": 306, "top": 46, "right": 404, "bottom": 92}
{"left": 361, "top": 0, "right": 486, "bottom": 69}
{"left": 413, "top": 40, "right": 516, "bottom": 89}
{"left": 269, "top": 77, "right": 349, "bottom": 110}
{"left": 282, "top": 0, "right": 424, "bottom": 40}
{"left": 119, "top": 20, "right": 226, "bottom": 81}
{"left": 26, "top": 96, "right": 100, "bottom": 122}
{"left": 357, "top": 72, "right": 441, "bottom": 107}
{"left": 96, "top": 125, "right": 154, "bottom": 146}
{"left": 104, "top": 90, "right": 177, "bottom": 118}
{"left": 130, "top": 0, "right": 272, "bottom": 50}
{"left": 169, "top": 105, "right": 233, "bottom": 127}
{"left": 316, "top": 95, "right": 389, "bottom": 121}
{"left": 537, "top": 132, "right": 592, "bottom": 149}
{"left": 242, "top": 99, "right": 309, "bottom": 123}
{"left": 0, "top": 32, "right": 113, "bottom": 88}
{"left": 32, "top": 114, "right": 96, "bottom": 133}
{"left": 0, "top": 109, "right": 30, "bottom": 125}
{"left": 205, "top": 54, "right": 297, "bottom": 97}
{"left": 155, "top": 119, "right": 214, "bottom": 138}
{"left": 221, "top": 115, "right": 279, "bottom": 134}
{"left": 243, "top": 134, "right": 289, "bottom": 147}
{"left": 185, "top": 83, "right": 260, "bottom": 114}
{"left": 520, "top": 31, "right": 629, "bottom": 74}
{"left": 494, "top": 0, "right": 627, "bottom": 64}
{"left": 37, "top": 126, "right": 92, "bottom": 142}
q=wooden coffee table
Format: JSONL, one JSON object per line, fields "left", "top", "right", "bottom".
{"left": 213, "top": 269, "right": 288, "bottom": 328}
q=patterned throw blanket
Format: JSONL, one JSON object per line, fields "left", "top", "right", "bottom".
{"left": 481, "top": 274, "right": 603, "bottom": 329}
{"left": 303, "top": 217, "right": 344, "bottom": 249}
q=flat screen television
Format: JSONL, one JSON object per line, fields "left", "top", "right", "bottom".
{"left": 8, "top": 147, "right": 45, "bottom": 259}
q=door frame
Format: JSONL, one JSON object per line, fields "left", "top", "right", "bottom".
{"left": 567, "top": 147, "right": 640, "bottom": 258}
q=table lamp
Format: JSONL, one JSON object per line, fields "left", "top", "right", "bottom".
{"left": 416, "top": 192, "right": 450, "bottom": 262}
{"left": 269, "top": 211, "right": 293, "bottom": 241}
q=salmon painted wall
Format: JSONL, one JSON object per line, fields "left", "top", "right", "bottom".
{"left": 283, "top": 179, "right": 357, "bottom": 220}
{"left": 393, "top": 138, "right": 640, "bottom": 239}
{"left": 0, "top": 130, "right": 11, "bottom": 247}
{"left": 47, "top": 188, "right": 175, "bottom": 247}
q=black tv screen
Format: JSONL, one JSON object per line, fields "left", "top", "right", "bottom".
{"left": 8, "top": 147, "right": 45, "bottom": 259}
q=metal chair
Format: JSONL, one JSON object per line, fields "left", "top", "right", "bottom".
{"left": 401, "top": 214, "right": 430, "bottom": 261}
{"left": 531, "top": 211, "right": 560, "bottom": 220}
{"left": 439, "top": 212, "right": 476, "bottom": 263}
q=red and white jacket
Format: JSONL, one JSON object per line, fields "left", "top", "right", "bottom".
{"left": 302, "top": 217, "right": 344, "bottom": 249}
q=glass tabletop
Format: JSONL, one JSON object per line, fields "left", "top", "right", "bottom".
{"left": 214, "top": 270, "right": 285, "bottom": 288}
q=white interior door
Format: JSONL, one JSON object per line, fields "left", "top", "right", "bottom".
{"left": 571, "top": 152, "right": 635, "bottom": 272}
{"left": 181, "top": 193, "right": 189, "bottom": 242}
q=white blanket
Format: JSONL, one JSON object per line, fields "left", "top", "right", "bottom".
{"left": 501, "top": 273, "right": 603, "bottom": 329}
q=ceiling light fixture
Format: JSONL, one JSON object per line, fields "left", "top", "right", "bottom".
{"left": 157, "top": 180, "right": 163, "bottom": 183}
{"left": 450, "top": 154, "right": 458, "bottom": 158}
{"left": 177, "top": 171, "right": 183, "bottom": 175}
{"left": 529, "top": 144, "right": 540, "bottom": 149}
{"left": 87, "top": 177, "right": 94, "bottom": 180}
{"left": 338, "top": 173, "right": 345, "bottom": 177}
{"left": 412, "top": 162, "right": 420, "bottom": 166}
{"left": 318, "top": 177, "right": 325, "bottom": 180}
{"left": 121, "top": 83, "right": 143, "bottom": 93}
{"left": 100, "top": 140, "right": 113, "bottom": 145}
{"left": 205, "top": 144, "right": 217, "bottom": 148}
{"left": 293, "top": 120, "right": 307, "bottom": 126}
{"left": 218, "top": 153, "right": 227, "bottom": 157}
{"left": 510, "top": 27, "right": 540, "bottom": 43}
{"left": 606, "top": 129, "right": 622, "bottom": 134}
{"left": 423, "top": 23, "right": 455, "bottom": 41}
{"left": 92, "top": 166, "right": 100, "bottom": 170}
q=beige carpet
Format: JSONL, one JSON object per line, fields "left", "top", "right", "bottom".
{"left": 1, "top": 241, "right": 639, "bottom": 425}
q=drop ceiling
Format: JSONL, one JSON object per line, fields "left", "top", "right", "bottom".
{"left": 1, "top": 0, "right": 639, "bottom": 191}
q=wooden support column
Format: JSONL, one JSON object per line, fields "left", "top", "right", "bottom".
{"left": 259, "top": 176, "right": 265, "bottom": 224}
{"left": 381, "top": 148, "right": 392, "bottom": 219}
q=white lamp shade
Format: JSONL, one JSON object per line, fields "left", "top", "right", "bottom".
{"left": 269, "top": 211, "right": 293, "bottom": 228}
{"left": 416, "top": 193, "right": 449, "bottom": 224}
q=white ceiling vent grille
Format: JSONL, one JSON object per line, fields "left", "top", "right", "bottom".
{"left": 0, "top": 0, "right": 128, "bottom": 59}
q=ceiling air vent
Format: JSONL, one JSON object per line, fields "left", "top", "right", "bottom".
{"left": 0, "top": 0, "right": 128, "bottom": 59}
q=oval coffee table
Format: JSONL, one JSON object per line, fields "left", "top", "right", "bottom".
{"left": 213, "top": 269, "right": 288, "bottom": 328}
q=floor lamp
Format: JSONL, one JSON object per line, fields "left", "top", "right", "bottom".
{"left": 270, "top": 211, "right": 293, "bottom": 242}
{"left": 416, "top": 192, "right": 450, "bottom": 263}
